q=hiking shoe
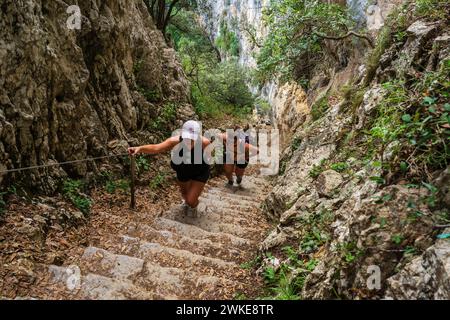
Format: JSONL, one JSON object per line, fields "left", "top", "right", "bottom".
{"left": 179, "top": 201, "right": 189, "bottom": 215}
{"left": 187, "top": 203, "right": 207, "bottom": 218}
{"left": 236, "top": 176, "right": 243, "bottom": 185}
{"left": 226, "top": 180, "right": 234, "bottom": 189}
{"left": 186, "top": 206, "right": 198, "bottom": 218}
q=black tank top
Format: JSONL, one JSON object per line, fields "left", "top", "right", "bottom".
{"left": 170, "top": 136, "right": 209, "bottom": 171}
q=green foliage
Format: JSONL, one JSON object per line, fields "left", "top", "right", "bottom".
{"left": 149, "top": 102, "right": 178, "bottom": 134}
{"left": 261, "top": 247, "right": 320, "bottom": 300}
{"left": 168, "top": 9, "right": 254, "bottom": 119}
{"left": 257, "top": 0, "right": 356, "bottom": 84}
{"left": 62, "top": 179, "right": 92, "bottom": 215}
{"left": 363, "top": 25, "right": 393, "bottom": 87}
{"left": 215, "top": 19, "right": 240, "bottom": 57}
{"left": 203, "top": 59, "right": 255, "bottom": 108}
{"left": 138, "top": 86, "right": 161, "bottom": 103}
{"left": 133, "top": 59, "right": 144, "bottom": 75}
{"left": 262, "top": 264, "right": 302, "bottom": 300}
{"left": 309, "top": 159, "right": 327, "bottom": 179}
{"left": 291, "top": 137, "right": 302, "bottom": 152}
{"left": 311, "top": 96, "right": 329, "bottom": 121}
{"left": 105, "top": 179, "right": 130, "bottom": 194}
{"left": 298, "top": 210, "right": 333, "bottom": 254}
{"left": 391, "top": 234, "right": 404, "bottom": 245}
{"left": 363, "top": 60, "right": 450, "bottom": 182}
{"left": 337, "top": 242, "right": 363, "bottom": 265}
{"left": 255, "top": 97, "right": 272, "bottom": 116}
{"left": 233, "top": 293, "right": 248, "bottom": 300}
{"left": 150, "top": 173, "right": 167, "bottom": 190}
{"left": 258, "top": 210, "right": 331, "bottom": 299}
{"left": 330, "top": 162, "right": 349, "bottom": 173}
{"left": 136, "top": 156, "right": 151, "bottom": 174}
{"left": 240, "top": 255, "right": 262, "bottom": 270}
{"left": 415, "top": 0, "right": 450, "bottom": 20}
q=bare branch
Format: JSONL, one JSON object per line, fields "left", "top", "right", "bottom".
{"left": 313, "top": 31, "right": 375, "bottom": 48}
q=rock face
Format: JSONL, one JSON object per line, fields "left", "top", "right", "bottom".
{"left": 197, "top": 0, "right": 311, "bottom": 140}
{"left": 0, "top": 0, "right": 194, "bottom": 192}
{"left": 260, "top": 14, "right": 450, "bottom": 299}
{"left": 366, "top": 0, "right": 402, "bottom": 31}
{"left": 385, "top": 228, "right": 450, "bottom": 300}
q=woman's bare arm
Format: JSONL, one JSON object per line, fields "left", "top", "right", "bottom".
{"left": 128, "top": 136, "right": 180, "bottom": 155}
{"left": 246, "top": 143, "right": 259, "bottom": 158}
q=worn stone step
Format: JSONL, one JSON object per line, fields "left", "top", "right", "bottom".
{"left": 206, "top": 188, "right": 264, "bottom": 202}
{"left": 126, "top": 223, "right": 246, "bottom": 262}
{"left": 209, "top": 177, "right": 269, "bottom": 190}
{"left": 201, "top": 192, "right": 258, "bottom": 206}
{"left": 200, "top": 195, "right": 259, "bottom": 210}
{"left": 164, "top": 209, "right": 262, "bottom": 240}
{"left": 196, "top": 202, "right": 260, "bottom": 228}
{"left": 135, "top": 261, "right": 244, "bottom": 300}
{"left": 101, "top": 235, "right": 243, "bottom": 277}
{"left": 136, "top": 242, "right": 248, "bottom": 280}
{"left": 199, "top": 198, "right": 261, "bottom": 218}
{"left": 80, "top": 246, "right": 144, "bottom": 280}
{"left": 207, "top": 185, "right": 266, "bottom": 199}
{"left": 153, "top": 217, "right": 252, "bottom": 249}
{"left": 76, "top": 246, "right": 242, "bottom": 299}
{"left": 47, "top": 265, "right": 169, "bottom": 300}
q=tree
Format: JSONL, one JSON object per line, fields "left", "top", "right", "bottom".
{"left": 257, "top": 0, "right": 373, "bottom": 85}
{"left": 144, "top": 0, "right": 196, "bottom": 37}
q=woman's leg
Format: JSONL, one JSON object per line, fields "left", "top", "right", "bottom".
{"left": 185, "top": 180, "right": 206, "bottom": 208}
{"left": 177, "top": 180, "right": 189, "bottom": 201}
{"left": 223, "top": 164, "right": 235, "bottom": 183}
{"left": 235, "top": 167, "right": 246, "bottom": 184}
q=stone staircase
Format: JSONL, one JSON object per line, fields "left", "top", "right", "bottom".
{"left": 26, "top": 175, "right": 271, "bottom": 300}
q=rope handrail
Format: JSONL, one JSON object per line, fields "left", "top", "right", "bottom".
{"left": 0, "top": 153, "right": 131, "bottom": 175}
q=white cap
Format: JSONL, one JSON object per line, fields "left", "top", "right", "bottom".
{"left": 181, "top": 120, "right": 201, "bottom": 141}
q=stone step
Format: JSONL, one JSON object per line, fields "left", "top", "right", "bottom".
{"left": 209, "top": 177, "right": 269, "bottom": 191}
{"left": 136, "top": 261, "right": 244, "bottom": 300}
{"left": 100, "top": 235, "right": 243, "bottom": 277}
{"left": 200, "top": 195, "right": 259, "bottom": 210}
{"left": 81, "top": 246, "right": 144, "bottom": 280}
{"left": 206, "top": 188, "right": 264, "bottom": 202}
{"left": 47, "top": 265, "right": 170, "bottom": 300}
{"left": 126, "top": 223, "right": 246, "bottom": 262}
{"left": 76, "top": 247, "right": 242, "bottom": 299}
{"left": 197, "top": 202, "right": 260, "bottom": 228}
{"left": 201, "top": 192, "right": 259, "bottom": 206}
{"left": 164, "top": 208, "right": 262, "bottom": 240}
{"left": 153, "top": 217, "right": 252, "bottom": 249}
{"left": 135, "top": 242, "right": 248, "bottom": 281}
{"left": 199, "top": 198, "right": 262, "bottom": 219}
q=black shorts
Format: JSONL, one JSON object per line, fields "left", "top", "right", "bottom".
{"left": 235, "top": 162, "right": 249, "bottom": 169}
{"left": 172, "top": 163, "right": 210, "bottom": 183}
{"left": 223, "top": 152, "right": 249, "bottom": 169}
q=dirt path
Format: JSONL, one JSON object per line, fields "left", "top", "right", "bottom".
{"left": 11, "top": 172, "right": 272, "bottom": 300}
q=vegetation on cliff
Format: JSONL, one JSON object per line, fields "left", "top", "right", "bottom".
{"left": 168, "top": 8, "right": 255, "bottom": 118}
{"left": 254, "top": 0, "right": 449, "bottom": 300}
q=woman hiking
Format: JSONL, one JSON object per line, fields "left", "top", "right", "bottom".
{"left": 128, "top": 120, "right": 211, "bottom": 217}
{"left": 221, "top": 125, "right": 258, "bottom": 188}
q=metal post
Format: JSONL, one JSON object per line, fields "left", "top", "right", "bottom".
{"left": 130, "top": 155, "right": 136, "bottom": 210}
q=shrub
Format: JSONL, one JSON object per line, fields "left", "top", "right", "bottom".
{"left": 62, "top": 179, "right": 92, "bottom": 215}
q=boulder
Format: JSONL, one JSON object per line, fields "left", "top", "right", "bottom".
{"left": 315, "top": 170, "right": 343, "bottom": 198}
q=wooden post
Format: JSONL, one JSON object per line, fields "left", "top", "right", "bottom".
{"left": 130, "top": 155, "right": 136, "bottom": 210}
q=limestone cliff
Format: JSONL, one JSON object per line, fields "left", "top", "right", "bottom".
{"left": 0, "top": 0, "right": 194, "bottom": 193}
{"left": 196, "top": 0, "right": 449, "bottom": 301}
{"left": 260, "top": 7, "right": 450, "bottom": 299}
